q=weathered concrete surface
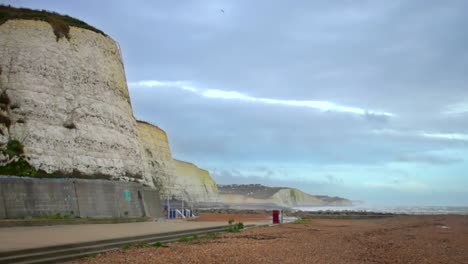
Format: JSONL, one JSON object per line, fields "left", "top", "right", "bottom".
{"left": 136, "top": 121, "right": 175, "bottom": 191}
{"left": 74, "top": 180, "right": 148, "bottom": 218}
{"left": 0, "top": 185, "right": 6, "bottom": 218}
{"left": 172, "top": 160, "right": 219, "bottom": 204}
{"left": 0, "top": 177, "right": 78, "bottom": 217}
{"left": 0, "top": 176, "right": 162, "bottom": 219}
{"left": 141, "top": 188, "right": 162, "bottom": 218}
{"left": 0, "top": 20, "right": 144, "bottom": 180}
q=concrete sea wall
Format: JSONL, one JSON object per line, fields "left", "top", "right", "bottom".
{"left": 0, "top": 176, "right": 162, "bottom": 219}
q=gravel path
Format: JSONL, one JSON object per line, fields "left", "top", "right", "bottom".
{"left": 75, "top": 215, "right": 468, "bottom": 264}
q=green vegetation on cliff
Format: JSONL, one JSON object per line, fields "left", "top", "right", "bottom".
{"left": 0, "top": 139, "right": 43, "bottom": 177}
{"left": 0, "top": 139, "right": 133, "bottom": 180}
{"left": 0, "top": 5, "right": 106, "bottom": 40}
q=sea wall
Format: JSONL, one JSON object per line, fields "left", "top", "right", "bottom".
{"left": 172, "top": 160, "right": 219, "bottom": 204}
{"left": 0, "top": 20, "right": 144, "bottom": 180}
{"left": 0, "top": 176, "right": 162, "bottom": 218}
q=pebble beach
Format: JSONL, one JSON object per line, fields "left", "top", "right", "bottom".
{"left": 75, "top": 214, "right": 468, "bottom": 264}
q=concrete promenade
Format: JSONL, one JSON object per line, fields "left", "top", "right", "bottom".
{"left": 0, "top": 220, "right": 270, "bottom": 253}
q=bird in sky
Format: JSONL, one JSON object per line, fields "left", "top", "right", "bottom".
{"left": 220, "top": 9, "right": 224, "bottom": 13}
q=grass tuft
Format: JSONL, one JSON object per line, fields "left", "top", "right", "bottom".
{"left": 294, "top": 219, "right": 312, "bottom": 225}
{"left": 178, "top": 236, "right": 195, "bottom": 242}
{"left": 153, "top": 241, "right": 168, "bottom": 248}
{"left": 226, "top": 221, "right": 245, "bottom": 232}
{"left": 0, "top": 5, "right": 106, "bottom": 40}
{"left": 205, "top": 232, "right": 219, "bottom": 238}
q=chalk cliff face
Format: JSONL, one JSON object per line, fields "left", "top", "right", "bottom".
{"left": 172, "top": 159, "right": 219, "bottom": 204}
{"left": 270, "top": 188, "right": 324, "bottom": 207}
{"left": 218, "top": 194, "right": 279, "bottom": 208}
{"left": 0, "top": 16, "right": 221, "bottom": 202}
{"left": 219, "top": 184, "right": 352, "bottom": 208}
{"left": 0, "top": 20, "right": 144, "bottom": 180}
{"left": 136, "top": 121, "right": 175, "bottom": 190}
{"left": 136, "top": 122, "right": 220, "bottom": 203}
{"left": 219, "top": 188, "right": 324, "bottom": 208}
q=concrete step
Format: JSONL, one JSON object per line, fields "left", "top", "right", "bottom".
{"left": 0, "top": 224, "right": 241, "bottom": 264}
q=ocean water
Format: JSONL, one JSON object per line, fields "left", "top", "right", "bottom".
{"left": 294, "top": 205, "right": 468, "bottom": 215}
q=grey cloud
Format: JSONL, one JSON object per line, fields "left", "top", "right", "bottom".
{"left": 363, "top": 112, "right": 391, "bottom": 126}
{"left": 130, "top": 83, "right": 468, "bottom": 171}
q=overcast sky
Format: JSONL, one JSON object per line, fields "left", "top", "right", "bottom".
{"left": 4, "top": 0, "right": 468, "bottom": 205}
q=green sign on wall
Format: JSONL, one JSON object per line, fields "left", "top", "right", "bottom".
{"left": 123, "top": 189, "right": 131, "bottom": 202}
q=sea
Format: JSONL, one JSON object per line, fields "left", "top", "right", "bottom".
{"left": 294, "top": 205, "right": 468, "bottom": 215}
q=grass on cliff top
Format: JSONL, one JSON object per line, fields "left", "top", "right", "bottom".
{"left": 0, "top": 5, "right": 106, "bottom": 40}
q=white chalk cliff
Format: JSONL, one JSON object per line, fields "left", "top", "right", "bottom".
{"left": 219, "top": 184, "right": 352, "bottom": 208}
{"left": 172, "top": 159, "right": 219, "bottom": 204}
{"left": 0, "top": 20, "right": 144, "bottom": 181}
{"left": 0, "top": 17, "right": 222, "bottom": 204}
{"left": 137, "top": 121, "right": 176, "bottom": 192}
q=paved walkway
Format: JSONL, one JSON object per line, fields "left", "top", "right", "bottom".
{"left": 0, "top": 220, "right": 270, "bottom": 252}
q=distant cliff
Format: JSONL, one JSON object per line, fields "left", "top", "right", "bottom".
{"left": 219, "top": 184, "right": 352, "bottom": 208}
{"left": 172, "top": 159, "right": 219, "bottom": 204}
{"left": 271, "top": 188, "right": 324, "bottom": 207}
{"left": 315, "top": 195, "right": 353, "bottom": 206}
